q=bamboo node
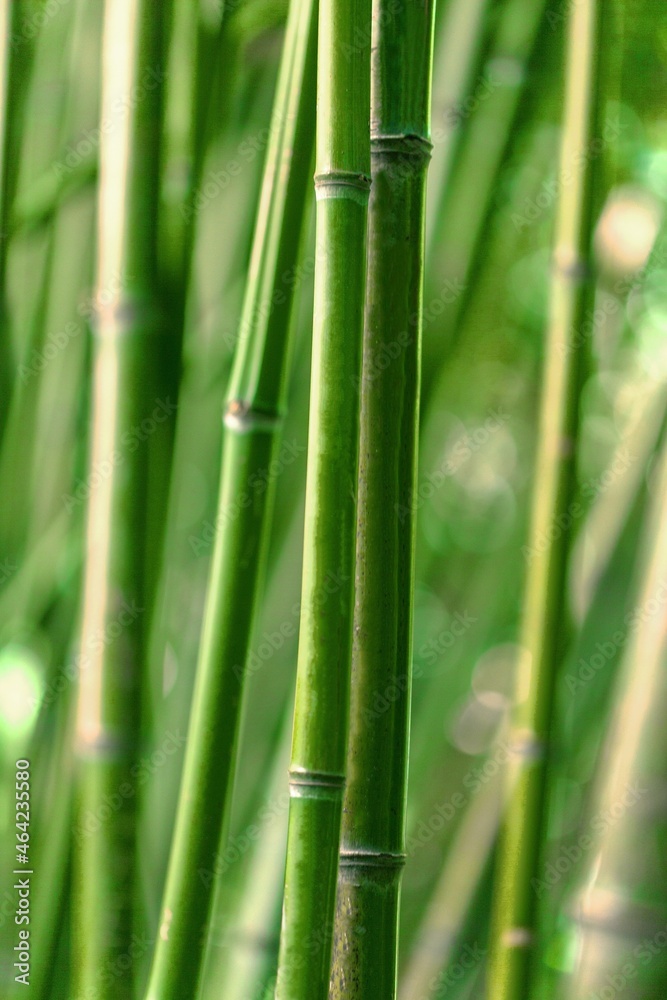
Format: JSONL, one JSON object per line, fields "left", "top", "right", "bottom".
{"left": 223, "top": 399, "right": 282, "bottom": 433}
{"left": 91, "top": 295, "right": 160, "bottom": 338}
{"left": 552, "top": 246, "right": 592, "bottom": 282}
{"left": 501, "top": 927, "right": 534, "bottom": 948}
{"left": 75, "top": 731, "right": 135, "bottom": 758}
{"left": 314, "top": 170, "right": 372, "bottom": 204}
{"left": 508, "top": 730, "right": 547, "bottom": 760}
{"left": 288, "top": 768, "right": 345, "bottom": 800}
{"left": 371, "top": 133, "right": 433, "bottom": 162}
{"left": 339, "top": 849, "right": 406, "bottom": 876}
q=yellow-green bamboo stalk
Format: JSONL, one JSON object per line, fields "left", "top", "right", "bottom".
{"left": 487, "top": 2, "right": 609, "bottom": 997}
{"left": 72, "top": 1, "right": 164, "bottom": 996}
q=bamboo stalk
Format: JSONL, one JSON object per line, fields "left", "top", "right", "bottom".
{"left": 327, "top": 1, "right": 436, "bottom": 997}
{"left": 273, "top": 0, "right": 372, "bottom": 995}
{"left": 565, "top": 433, "right": 667, "bottom": 997}
{"left": 143, "top": 3, "right": 318, "bottom": 997}
{"left": 487, "top": 2, "right": 609, "bottom": 998}
{"left": 72, "top": 0, "right": 164, "bottom": 996}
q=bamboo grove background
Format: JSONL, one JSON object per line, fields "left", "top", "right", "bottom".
{"left": 0, "top": 0, "right": 666, "bottom": 999}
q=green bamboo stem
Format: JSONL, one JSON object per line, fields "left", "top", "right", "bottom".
{"left": 72, "top": 1, "right": 163, "bottom": 996}
{"left": 327, "top": 2, "right": 436, "bottom": 997}
{"left": 565, "top": 434, "right": 667, "bottom": 997}
{"left": 273, "top": 0, "right": 371, "bottom": 995}
{"left": 487, "top": 2, "right": 607, "bottom": 998}
{"left": 144, "top": 4, "right": 318, "bottom": 998}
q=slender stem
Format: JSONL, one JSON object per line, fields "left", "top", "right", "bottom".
{"left": 144, "top": 3, "right": 318, "bottom": 997}
{"left": 487, "top": 2, "right": 609, "bottom": 998}
{"left": 328, "top": 2, "right": 436, "bottom": 998}
{"left": 72, "top": 1, "right": 164, "bottom": 996}
{"left": 273, "top": 0, "right": 371, "bottom": 995}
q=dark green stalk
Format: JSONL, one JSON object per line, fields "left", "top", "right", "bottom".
{"left": 328, "top": 2, "right": 436, "bottom": 997}
{"left": 144, "top": 3, "right": 318, "bottom": 997}
{"left": 72, "top": 1, "right": 164, "bottom": 996}
{"left": 487, "top": 2, "right": 609, "bottom": 997}
{"left": 565, "top": 435, "right": 667, "bottom": 997}
{"left": 273, "top": 0, "right": 371, "bottom": 995}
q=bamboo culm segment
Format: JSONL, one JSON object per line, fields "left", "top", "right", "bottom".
{"left": 274, "top": 0, "right": 371, "bottom": 995}
{"left": 144, "top": 2, "right": 318, "bottom": 998}
{"left": 73, "top": 1, "right": 163, "bottom": 997}
{"left": 487, "top": 2, "right": 607, "bottom": 998}
{"left": 329, "top": 2, "right": 436, "bottom": 997}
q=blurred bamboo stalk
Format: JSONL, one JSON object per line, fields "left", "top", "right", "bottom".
{"left": 487, "top": 2, "right": 608, "bottom": 998}
{"left": 144, "top": 2, "right": 318, "bottom": 998}
{"left": 565, "top": 433, "right": 667, "bottom": 997}
{"left": 72, "top": 0, "right": 164, "bottom": 996}
{"left": 328, "top": 1, "right": 436, "bottom": 997}
{"left": 273, "top": 0, "right": 371, "bottom": 994}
